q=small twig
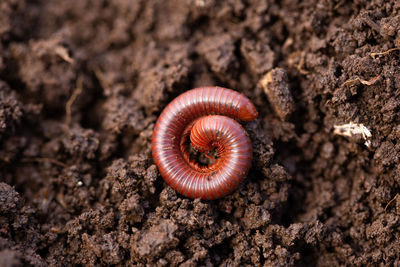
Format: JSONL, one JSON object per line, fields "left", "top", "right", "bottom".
{"left": 21, "top": 157, "right": 68, "bottom": 168}
{"left": 385, "top": 193, "right": 399, "bottom": 215}
{"left": 370, "top": 47, "right": 400, "bottom": 59}
{"left": 65, "top": 77, "right": 83, "bottom": 126}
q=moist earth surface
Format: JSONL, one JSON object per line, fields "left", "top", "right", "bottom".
{"left": 0, "top": 0, "right": 400, "bottom": 266}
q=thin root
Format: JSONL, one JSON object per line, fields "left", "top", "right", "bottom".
{"left": 21, "top": 157, "right": 68, "bottom": 168}
{"left": 334, "top": 0, "right": 345, "bottom": 10}
{"left": 370, "top": 47, "right": 400, "bottom": 59}
{"left": 385, "top": 193, "right": 399, "bottom": 215}
{"left": 65, "top": 77, "right": 83, "bottom": 126}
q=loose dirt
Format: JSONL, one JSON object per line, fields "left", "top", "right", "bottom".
{"left": 1, "top": 0, "right": 400, "bottom": 266}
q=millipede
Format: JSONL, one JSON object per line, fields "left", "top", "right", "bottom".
{"left": 152, "top": 86, "right": 258, "bottom": 200}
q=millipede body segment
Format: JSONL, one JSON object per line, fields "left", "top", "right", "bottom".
{"left": 152, "top": 87, "right": 258, "bottom": 200}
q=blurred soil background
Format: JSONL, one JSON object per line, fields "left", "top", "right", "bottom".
{"left": 1, "top": 0, "right": 400, "bottom": 266}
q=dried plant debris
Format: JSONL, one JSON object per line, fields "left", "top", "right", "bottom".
{"left": 333, "top": 122, "right": 372, "bottom": 147}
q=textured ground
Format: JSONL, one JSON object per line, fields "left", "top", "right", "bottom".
{"left": 1, "top": 0, "right": 400, "bottom": 266}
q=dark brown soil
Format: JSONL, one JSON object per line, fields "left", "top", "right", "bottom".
{"left": 1, "top": 0, "right": 400, "bottom": 266}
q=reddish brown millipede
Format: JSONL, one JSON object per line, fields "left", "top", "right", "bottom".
{"left": 152, "top": 86, "right": 258, "bottom": 200}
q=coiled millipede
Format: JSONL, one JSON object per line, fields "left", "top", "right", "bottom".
{"left": 152, "top": 87, "right": 258, "bottom": 200}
